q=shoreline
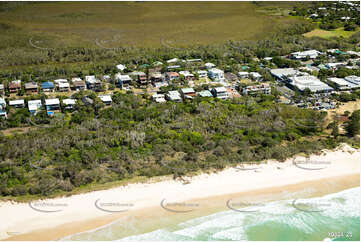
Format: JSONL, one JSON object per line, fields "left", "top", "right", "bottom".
{"left": 1, "top": 144, "right": 360, "bottom": 241}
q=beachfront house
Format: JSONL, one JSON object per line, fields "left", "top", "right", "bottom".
{"left": 28, "top": 100, "right": 42, "bottom": 115}
{"left": 85, "top": 76, "right": 102, "bottom": 90}
{"left": 166, "top": 90, "right": 182, "bottom": 102}
{"left": 8, "top": 80, "right": 21, "bottom": 93}
{"left": 99, "top": 95, "right": 112, "bottom": 105}
{"left": 9, "top": 99, "right": 25, "bottom": 108}
{"left": 24, "top": 82, "right": 38, "bottom": 94}
{"left": 45, "top": 98, "right": 60, "bottom": 116}
{"left": 208, "top": 68, "right": 225, "bottom": 82}
{"left": 41, "top": 81, "right": 55, "bottom": 92}
{"left": 211, "top": 87, "right": 229, "bottom": 99}
{"left": 62, "top": 98, "right": 77, "bottom": 110}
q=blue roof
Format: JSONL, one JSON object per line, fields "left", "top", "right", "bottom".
{"left": 42, "top": 81, "right": 54, "bottom": 89}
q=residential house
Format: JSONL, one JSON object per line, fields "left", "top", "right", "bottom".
{"left": 115, "top": 73, "right": 132, "bottom": 89}
{"left": 102, "top": 75, "right": 112, "bottom": 82}
{"left": 197, "top": 70, "right": 208, "bottom": 78}
{"left": 54, "top": 79, "right": 70, "bottom": 92}
{"left": 152, "top": 93, "right": 166, "bottom": 103}
{"left": 167, "top": 58, "right": 181, "bottom": 64}
{"left": 290, "top": 50, "right": 321, "bottom": 59}
{"left": 41, "top": 81, "right": 55, "bottom": 92}
{"left": 116, "top": 64, "right": 126, "bottom": 71}
{"left": 180, "top": 88, "right": 196, "bottom": 99}
{"left": 179, "top": 71, "right": 195, "bottom": 81}
{"left": 250, "top": 72, "right": 262, "bottom": 81}
{"left": 73, "top": 80, "right": 87, "bottom": 91}
{"left": 28, "top": 100, "right": 42, "bottom": 115}
{"left": 85, "top": 76, "right": 102, "bottom": 90}
{"left": 166, "top": 90, "right": 182, "bottom": 102}
{"left": 8, "top": 80, "right": 21, "bottom": 93}
{"left": 211, "top": 87, "right": 229, "bottom": 99}
{"left": 9, "top": 99, "right": 25, "bottom": 108}
{"left": 24, "top": 82, "right": 38, "bottom": 94}
{"left": 99, "top": 95, "right": 112, "bottom": 105}
{"left": 197, "top": 90, "right": 213, "bottom": 97}
{"left": 45, "top": 98, "right": 60, "bottom": 116}
{"left": 208, "top": 68, "right": 225, "bottom": 82}
{"left": 205, "top": 62, "right": 216, "bottom": 69}
{"left": 165, "top": 72, "right": 179, "bottom": 82}
{"left": 225, "top": 72, "right": 239, "bottom": 82}
{"left": 82, "top": 96, "right": 94, "bottom": 106}
{"left": 325, "top": 62, "right": 345, "bottom": 70}
{"left": 0, "top": 98, "right": 6, "bottom": 118}
{"left": 242, "top": 83, "right": 271, "bottom": 95}
{"left": 62, "top": 98, "right": 77, "bottom": 110}
{"left": 130, "top": 71, "right": 147, "bottom": 85}
{"left": 238, "top": 72, "right": 249, "bottom": 79}
{"left": 0, "top": 84, "right": 4, "bottom": 95}
{"left": 150, "top": 72, "right": 167, "bottom": 87}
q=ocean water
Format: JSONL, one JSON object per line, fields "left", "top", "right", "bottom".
{"left": 64, "top": 187, "right": 360, "bottom": 241}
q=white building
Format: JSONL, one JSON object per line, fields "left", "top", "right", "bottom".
{"left": 328, "top": 78, "right": 355, "bottom": 90}
{"left": 99, "top": 95, "right": 112, "bottom": 105}
{"left": 62, "top": 98, "right": 77, "bottom": 110}
{"left": 270, "top": 68, "right": 300, "bottom": 81}
{"left": 289, "top": 75, "right": 333, "bottom": 93}
{"left": 205, "top": 62, "right": 216, "bottom": 69}
{"left": 116, "top": 64, "right": 126, "bottom": 71}
{"left": 166, "top": 90, "right": 182, "bottom": 102}
{"left": 238, "top": 72, "right": 249, "bottom": 79}
{"left": 197, "top": 70, "right": 208, "bottom": 78}
{"left": 242, "top": 83, "right": 271, "bottom": 95}
{"left": 208, "top": 68, "right": 225, "bottom": 82}
{"left": 9, "top": 99, "right": 25, "bottom": 108}
{"left": 152, "top": 93, "right": 166, "bottom": 103}
{"left": 291, "top": 50, "right": 321, "bottom": 59}
{"left": 28, "top": 100, "right": 42, "bottom": 115}
{"left": 344, "top": 75, "right": 360, "bottom": 88}
{"left": 211, "top": 87, "right": 229, "bottom": 99}
{"left": 250, "top": 72, "right": 262, "bottom": 81}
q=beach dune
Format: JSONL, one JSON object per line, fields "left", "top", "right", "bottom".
{"left": 0, "top": 144, "right": 360, "bottom": 241}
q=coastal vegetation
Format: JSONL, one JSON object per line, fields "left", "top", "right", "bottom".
{"left": 0, "top": 92, "right": 359, "bottom": 200}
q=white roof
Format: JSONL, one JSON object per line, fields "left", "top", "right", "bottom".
{"left": 167, "top": 90, "right": 181, "bottom": 100}
{"left": 116, "top": 64, "right": 126, "bottom": 71}
{"left": 59, "top": 82, "right": 70, "bottom": 88}
{"left": 270, "top": 68, "right": 299, "bottom": 79}
{"left": 115, "top": 73, "right": 132, "bottom": 81}
{"left": 0, "top": 97, "right": 5, "bottom": 104}
{"left": 205, "top": 62, "right": 216, "bottom": 68}
{"left": 45, "top": 98, "right": 60, "bottom": 105}
{"left": 9, "top": 99, "right": 24, "bottom": 105}
{"left": 85, "top": 75, "right": 97, "bottom": 83}
{"left": 289, "top": 75, "right": 333, "bottom": 92}
{"left": 167, "top": 58, "right": 180, "bottom": 63}
{"left": 54, "top": 79, "right": 68, "bottom": 84}
{"left": 0, "top": 84, "right": 4, "bottom": 89}
{"left": 99, "top": 95, "right": 112, "bottom": 102}
{"left": 250, "top": 72, "right": 262, "bottom": 78}
{"left": 181, "top": 88, "right": 195, "bottom": 93}
{"left": 155, "top": 97, "right": 166, "bottom": 103}
{"left": 63, "top": 99, "right": 76, "bottom": 105}
{"left": 197, "top": 70, "right": 207, "bottom": 74}
{"left": 328, "top": 78, "right": 351, "bottom": 86}
{"left": 208, "top": 68, "right": 224, "bottom": 74}
{"left": 344, "top": 76, "right": 360, "bottom": 85}
{"left": 71, "top": 77, "right": 82, "bottom": 83}
{"left": 28, "top": 100, "right": 42, "bottom": 106}
{"left": 152, "top": 93, "right": 165, "bottom": 99}
{"left": 214, "top": 87, "right": 227, "bottom": 93}
{"left": 238, "top": 72, "right": 249, "bottom": 76}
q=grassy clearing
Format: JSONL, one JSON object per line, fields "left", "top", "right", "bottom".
{"left": 303, "top": 27, "right": 358, "bottom": 39}
{"left": 0, "top": 1, "right": 307, "bottom": 48}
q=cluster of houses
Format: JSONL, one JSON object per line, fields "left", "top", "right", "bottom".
{"left": 0, "top": 94, "right": 113, "bottom": 118}
{"left": 0, "top": 46, "right": 359, "bottom": 118}
{"left": 308, "top": 1, "right": 359, "bottom": 21}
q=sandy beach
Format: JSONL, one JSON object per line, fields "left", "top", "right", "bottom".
{"left": 1, "top": 144, "right": 360, "bottom": 241}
